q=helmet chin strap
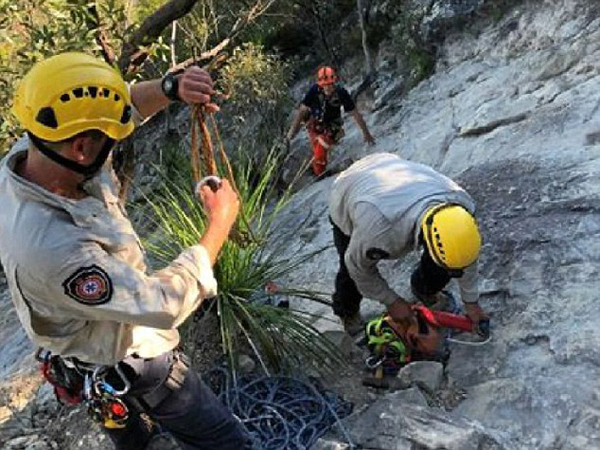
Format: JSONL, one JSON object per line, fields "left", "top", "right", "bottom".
{"left": 27, "top": 132, "right": 115, "bottom": 178}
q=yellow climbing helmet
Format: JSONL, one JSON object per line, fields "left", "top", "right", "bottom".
{"left": 12, "top": 52, "right": 134, "bottom": 142}
{"left": 421, "top": 203, "right": 482, "bottom": 269}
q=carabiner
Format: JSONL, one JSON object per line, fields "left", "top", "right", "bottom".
{"left": 112, "top": 364, "right": 131, "bottom": 396}
{"left": 365, "top": 355, "right": 384, "bottom": 369}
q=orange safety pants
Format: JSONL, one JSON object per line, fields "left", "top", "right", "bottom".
{"left": 307, "top": 126, "right": 335, "bottom": 176}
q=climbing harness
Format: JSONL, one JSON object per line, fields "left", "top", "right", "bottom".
{"left": 37, "top": 349, "right": 191, "bottom": 430}
{"left": 83, "top": 365, "right": 131, "bottom": 429}
{"left": 309, "top": 87, "right": 345, "bottom": 143}
{"left": 364, "top": 292, "right": 492, "bottom": 377}
{"left": 204, "top": 368, "right": 354, "bottom": 450}
{"left": 365, "top": 315, "right": 411, "bottom": 375}
{"left": 36, "top": 348, "right": 85, "bottom": 406}
{"left": 37, "top": 348, "right": 132, "bottom": 429}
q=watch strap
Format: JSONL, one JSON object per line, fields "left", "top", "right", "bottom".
{"left": 161, "top": 74, "right": 181, "bottom": 102}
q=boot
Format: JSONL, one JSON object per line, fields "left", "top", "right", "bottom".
{"left": 342, "top": 313, "right": 364, "bottom": 336}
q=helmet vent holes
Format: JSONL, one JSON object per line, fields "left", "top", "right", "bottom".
{"left": 120, "top": 105, "right": 132, "bottom": 124}
{"left": 35, "top": 107, "right": 58, "bottom": 128}
{"left": 14, "top": 53, "right": 135, "bottom": 142}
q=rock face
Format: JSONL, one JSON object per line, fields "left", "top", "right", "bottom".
{"left": 344, "top": 400, "right": 513, "bottom": 450}
{"left": 278, "top": 0, "right": 600, "bottom": 448}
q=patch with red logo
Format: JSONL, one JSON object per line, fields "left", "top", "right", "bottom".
{"left": 62, "top": 265, "right": 113, "bottom": 305}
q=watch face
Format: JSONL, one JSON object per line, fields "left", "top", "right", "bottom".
{"left": 162, "top": 75, "right": 179, "bottom": 101}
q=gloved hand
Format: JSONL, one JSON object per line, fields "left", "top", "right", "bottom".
{"left": 387, "top": 298, "right": 415, "bottom": 331}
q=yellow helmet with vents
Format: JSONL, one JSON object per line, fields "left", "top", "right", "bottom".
{"left": 12, "top": 52, "right": 134, "bottom": 142}
{"left": 421, "top": 204, "right": 482, "bottom": 270}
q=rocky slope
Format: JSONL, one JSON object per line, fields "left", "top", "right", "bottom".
{"left": 277, "top": 0, "right": 600, "bottom": 448}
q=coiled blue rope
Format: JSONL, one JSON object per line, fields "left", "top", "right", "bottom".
{"left": 204, "top": 368, "right": 354, "bottom": 449}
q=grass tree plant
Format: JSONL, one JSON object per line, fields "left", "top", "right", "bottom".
{"left": 133, "top": 145, "right": 343, "bottom": 380}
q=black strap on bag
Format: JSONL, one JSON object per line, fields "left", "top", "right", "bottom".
{"left": 134, "top": 350, "right": 190, "bottom": 410}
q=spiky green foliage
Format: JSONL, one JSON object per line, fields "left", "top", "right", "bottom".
{"left": 0, "top": 0, "right": 135, "bottom": 151}
{"left": 218, "top": 43, "right": 293, "bottom": 154}
{"left": 134, "top": 145, "right": 342, "bottom": 377}
{"left": 391, "top": 4, "right": 435, "bottom": 86}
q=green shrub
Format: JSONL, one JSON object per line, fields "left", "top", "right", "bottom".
{"left": 219, "top": 43, "right": 293, "bottom": 152}
{"left": 133, "top": 144, "right": 342, "bottom": 377}
{"left": 0, "top": 0, "right": 135, "bottom": 152}
{"left": 0, "top": 1, "right": 96, "bottom": 150}
{"left": 390, "top": 4, "right": 435, "bottom": 86}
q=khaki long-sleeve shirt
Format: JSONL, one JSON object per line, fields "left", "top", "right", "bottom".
{"left": 0, "top": 138, "right": 217, "bottom": 365}
{"left": 329, "top": 153, "right": 479, "bottom": 306}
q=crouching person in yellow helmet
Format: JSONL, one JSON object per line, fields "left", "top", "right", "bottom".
{"left": 329, "top": 152, "right": 488, "bottom": 335}
{"left": 0, "top": 53, "right": 251, "bottom": 449}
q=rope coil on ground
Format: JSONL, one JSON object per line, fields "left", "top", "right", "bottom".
{"left": 204, "top": 368, "right": 354, "bottom": 449}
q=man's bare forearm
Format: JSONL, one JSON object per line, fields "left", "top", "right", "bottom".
{"left": 196, "top": 179, "right": 239, "bottom": 267}
{"left": 130, "top": 80, "right": 171, "bottom": 119}
{"left": 199, "top": 219, "right": 233, "bottom": 267}
{"left": 352, "top": 110, "right": 370, "bottom": 135}
{"left": 287, "top": 106, "right": 309, "bottom": 140}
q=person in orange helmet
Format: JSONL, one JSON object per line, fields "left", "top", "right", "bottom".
{"left": 286, "top": 66, "right": 375, "bottom": 176}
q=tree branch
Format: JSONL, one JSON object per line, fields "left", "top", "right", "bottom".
{"left": 169, "top": 39, "right": 230, "bottom": 73}
{"left": 118, "top": 0, "right": 200, "bottom": 74}
{"left": 356, "top": 0, "right": 374, "bottom": 76}
{"left": 168, "top": 0, "right": 277, "bottom": 73}
{"left": 87, "top": 3, "right": 116, "bottom": 64}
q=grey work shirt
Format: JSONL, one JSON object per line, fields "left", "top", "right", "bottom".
{"left": 0, "top": 138, "right": 217, "bottom": 365}
{"left": 329, "top": 152, "right": 479, "bottom": 306}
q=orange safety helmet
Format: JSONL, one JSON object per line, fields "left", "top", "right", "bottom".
{"left": 316, "top": 66, "right": 338, "bottom": 87}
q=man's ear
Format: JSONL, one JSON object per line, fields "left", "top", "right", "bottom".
{"left": 68, "top": 136, "right": 93, "bottom": 163}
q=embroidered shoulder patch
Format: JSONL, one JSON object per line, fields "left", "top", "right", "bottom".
{"left": 366, "top": 248, "right": 390, "bottom": 261}
{"left": 62, "top": 265, "right": 113, "bottom": 305}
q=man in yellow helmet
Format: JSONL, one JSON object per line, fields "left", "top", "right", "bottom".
{"left": 329, "top": 152, "right": 488, "bottom": 335}
{"left": 0, "top": 53, "right": 250, "bottom": 449}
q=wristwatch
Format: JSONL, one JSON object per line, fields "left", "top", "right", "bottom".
{"left": 161, "top": 74, "right": 180, "bottom": 102}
